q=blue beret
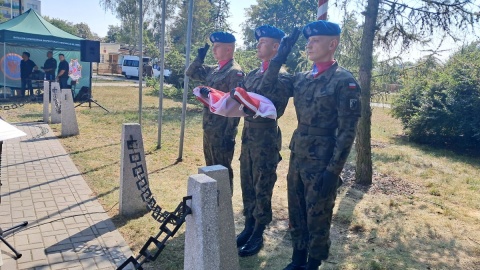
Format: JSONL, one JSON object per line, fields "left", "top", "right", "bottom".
{"left": 254, "top": 25, "right": 285, "bottom": 41}
{"left": 209, "top": 32, "right": 236, "bottom": 43}
{"left": 303, "top": 20, "right": 341, "bottom": 39}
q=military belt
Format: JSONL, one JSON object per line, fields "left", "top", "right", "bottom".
{"left": 297, "top": 124, "right": 335, "bottom": 136}
{"left": 244, "top": 120, "right": 278, "bottom": 129}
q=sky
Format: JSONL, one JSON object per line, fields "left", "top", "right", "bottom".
{"left": 40, "top": 0, "right": 478, "bottom": 62}
{"left": 41, "top": 0, "right": 120, "bottom": 36}
{"left": 41, "top": 0, "right": 257, "bottom": 42}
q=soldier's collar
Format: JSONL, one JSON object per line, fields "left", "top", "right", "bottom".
{"left": 307, "top": 61, "right": 338, "bottom": 80}
{"left": 216, "top": 58, "right": 234, "bottom": 71}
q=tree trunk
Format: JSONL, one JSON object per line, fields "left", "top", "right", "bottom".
{"left": 355, "top": 0, "right": 379, "bottom": 185}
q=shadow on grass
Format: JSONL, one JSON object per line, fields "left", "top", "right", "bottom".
{"left": 106, "top": 106, "right": 204, "bottom": 125}
{"left": 329, "top": 183, "right": 368, "bottom": 267}
{"left": 149, "top": 161, "right": 181, "bottom": 175}
{"left": 392, "top": 135, "right": 480, "bottom": 168}
{"left": 17, "top": 113, "right": 43, "bottom": 119}
{"left": 352, "top": 206, "right": 475, "bottom": 269}
{"left": 69, "top": 142, "right": 120, "bottom": 155}
{"left": 331, "top": 183, "right": 478, "bottom": 269}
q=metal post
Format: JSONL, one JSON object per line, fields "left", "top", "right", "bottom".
{"left": 178, "top": 0, "right": 194, "bottom": 161}
{"left": 3, "top": 44, "right": 5, "bottom": 99}
{"left": 10, "top": 0, "right": 13, "bottom": 19}
{"left": 157, "top": 0, "right": 167, "bottom": 149}
{"left": 138, "top": 0, "right": 144, "bottom": 125}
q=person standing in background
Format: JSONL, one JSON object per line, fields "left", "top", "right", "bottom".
{"left": 42, "top": 51, "right": 57, "bottom": 81}
{"left": 20, "top": 51, "right": 38, "bottom": 97}
{"left": 56, "top": 54, "right": 69, "bottom": 89}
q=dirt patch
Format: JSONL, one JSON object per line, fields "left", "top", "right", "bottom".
{"left": 341, "top": 164, "right": 420, "bottom": 196}
{"left": 371, "top": 140, "right": 389, "bottom": 148}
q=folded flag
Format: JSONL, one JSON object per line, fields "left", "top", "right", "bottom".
{"left": 193, "top": 86, "right": 277, "bottom": 120}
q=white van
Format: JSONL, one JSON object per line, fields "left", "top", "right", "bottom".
{"left": 121, "top": 56, "right": 149, "bottom": 79}
{"left": 121, "top": 56, "right": 171, "bottom": 79}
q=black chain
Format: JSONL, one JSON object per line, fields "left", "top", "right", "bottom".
{"left": 117, "top": 136, "right": 192, "bottom": 270}
{"left": 0, "top": 103, "right": 25, "bottom": 110}
{"left": 51, "top": 86, "right": 61, "bottom": 114}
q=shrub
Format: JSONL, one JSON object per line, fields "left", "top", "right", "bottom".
{"left": 391, "top": 42, "right": 480, "bottom": 151}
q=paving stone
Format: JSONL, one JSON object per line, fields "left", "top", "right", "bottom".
{"left": 1, "top": 123, "right": 132, "bottom": 269}
{"left": 17, "top": 259, "right": 49, "bottom": 270}
{"left": 28, "top": 233, "right": 44, "bottom": 244}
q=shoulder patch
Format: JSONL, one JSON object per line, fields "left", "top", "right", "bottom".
{"left": 237, "top": 71, "right": 245, "bottom": 77}
{"left": 348, "top": 82, "right": 357, "bottom": 89}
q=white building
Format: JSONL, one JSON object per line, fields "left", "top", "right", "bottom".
{"left": 1, "top": 0, "right": 41, "bottom": 19}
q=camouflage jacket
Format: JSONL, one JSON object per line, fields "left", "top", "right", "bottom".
{"left": 262, "top": 61, "right": 362, "bottom": 176}
{"left": 243, "top": 65, "right": 292, "bottom": 123}
{"left": 186, "top": 58, "right": 245, "bottom": 140}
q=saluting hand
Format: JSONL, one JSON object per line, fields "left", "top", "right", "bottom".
{"left": 272, "top": 27, "right": 301, "bottom": 64}
{"left": 197, "top": 43, "right": 210, "bottom": 63}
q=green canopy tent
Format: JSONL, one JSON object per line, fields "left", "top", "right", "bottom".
{"left": 0, "top": 9, "right": 91, "bottom": 98}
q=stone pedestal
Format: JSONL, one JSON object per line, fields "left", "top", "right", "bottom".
{"left": 50, "top": 82, "right": 61, "bottom": 124}
{"left": 61, "top": 89, "right": 79, "bottom": 137}
{"left": 43, "top": 81, "right": 49, "bottom": 123}
{"left": 199, "top": 165, "right": 239, "bottom": 270}
{"left": 184, "top": 174, "right": 220, "bottom": 270}
{"left": 119, "top": 123, "right": 149, "bottom": 216}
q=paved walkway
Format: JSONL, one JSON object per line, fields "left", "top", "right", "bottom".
{"left": 0, "top": 123, "right": 133, "bottom": 270}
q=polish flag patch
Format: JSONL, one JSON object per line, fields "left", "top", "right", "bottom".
{"left": 348, "top": 83, "right": 357, "bottom": 89}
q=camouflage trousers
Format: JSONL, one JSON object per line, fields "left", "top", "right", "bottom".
{"left": 203, "top": 131, "right": 235, "bottom": 191}
{"left": 287, "top": 152, "right": 338, "bottom": 261}
{"left": 240, "top": 126, "right": 281, "bottom": 225}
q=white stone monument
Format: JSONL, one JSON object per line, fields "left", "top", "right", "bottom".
{"left": 199, "top": 165, "right": 239, "bottom": 270}
{"left": 61, "top": 88, "right": 79, "bottom": 137}
{"left": 50, "top": 82, "right": 61, "bottom": 124}
{"left": 119, "top": 123, "right": 149, "bottom": 216}
{"left": 184, "top": 174, "right": 220, "bottom": 270}
{"left": 42, "top": 81, "right": 49, "bottom": 123}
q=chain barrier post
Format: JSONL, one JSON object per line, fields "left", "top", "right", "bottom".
{"left": 120, "top": 123, "right": 150, "bottom": 216}
{"left": 198, "top": 165, "right": 239, "bottom": 270}
{"left": 60, "top": 88, "right": 79, "bottom": 137}
{"left": 184, "top": 174, "right": 220, "bottom": 270}
{"left": 50, "top": 82, "right": 61, "bottom": 124}
{"left": 43, "top": 81, "right": 50, "bottom": 123}
{"left": 117, "top": 123, "right": 197, "bottom": 269}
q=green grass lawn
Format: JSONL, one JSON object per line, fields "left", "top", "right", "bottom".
{"left": 1, "top": 87, "right": 479, "bottom": 270}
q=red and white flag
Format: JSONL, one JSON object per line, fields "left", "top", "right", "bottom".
{"left": 193, "top": 86, "right": 277, "bottom": 120}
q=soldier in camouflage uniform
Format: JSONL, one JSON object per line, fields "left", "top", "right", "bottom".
{"left": 186, "top": 32, "right": 245, "bottom": 190}
{"left": 261, "top": 21, "right": 362, "bottom": 270}
{"left": 235, "top": 25, "right": 293, "bottom": 257}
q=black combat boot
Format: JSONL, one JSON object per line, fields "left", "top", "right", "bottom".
{"left": 283, "top": 248, "right": 307, "bottom": 270}
{"left": 238, "top": 223, "right": 266, "bottom": 257}
{"left": 305, "top": 256, "right": 322, "bottom": 270}
{"left": 236, "top": 217, "right": 255, "bottom": 247}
